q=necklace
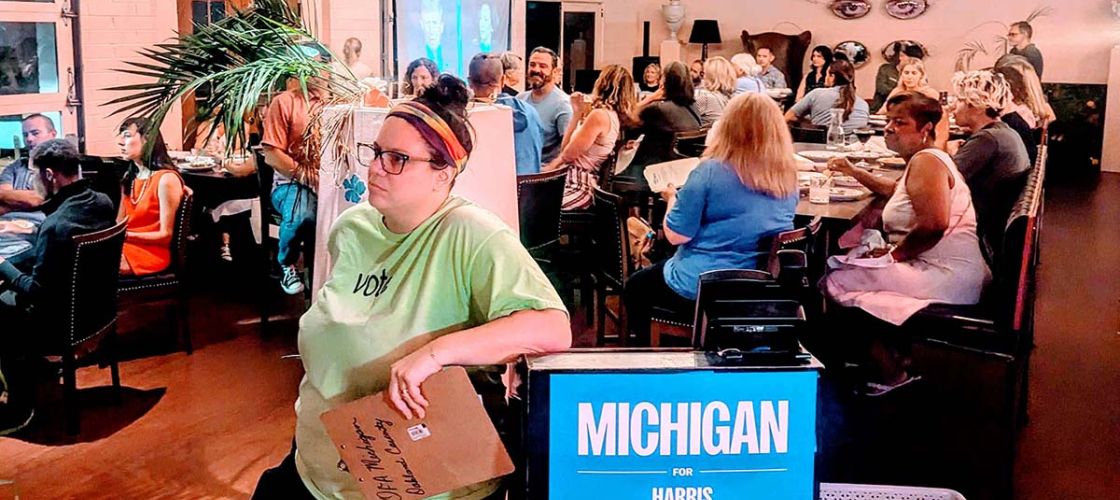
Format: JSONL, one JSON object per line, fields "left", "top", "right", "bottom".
{"left": 130, "top": 170, "right": 152, "bottom": 205}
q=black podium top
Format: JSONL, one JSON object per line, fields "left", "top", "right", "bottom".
{"left": 526, "top": 349, "right": 823, "bottom": 373}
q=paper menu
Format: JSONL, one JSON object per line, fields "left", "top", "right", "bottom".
{"left": 643, "top": 157, "right": 702, "bottom": 193}
{"left": 319, "top": 366, "right": 514, "bottom": 500}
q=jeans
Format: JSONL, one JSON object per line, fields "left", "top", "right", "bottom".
{"left": 270, "top": 183, "right": 317, "bottom": 267}
{"left": 623, "top": 260, "right": 695, "bottom": 346}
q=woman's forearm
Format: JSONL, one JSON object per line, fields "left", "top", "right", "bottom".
{"left": 427, "top": 308, "right": 570, "bottom": 366}
{"left": 891, "top": 226, "right": 945, "bottom": 262}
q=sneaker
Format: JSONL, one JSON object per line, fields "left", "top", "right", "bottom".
{"left": 861, "top": 374, "right": 922, "bottom": 397}
{"left": 219, "top": 245, "right": 233, "bottom": 262}
{"left": 281, "top": 265, "right": 305, "bottom": 295}
{"left": 0, "top": 405, "right": 33, "bottom": 437}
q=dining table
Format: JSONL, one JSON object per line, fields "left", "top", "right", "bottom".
{"left": 0, "top": 212, "right": 43, "bottom": 261}
{"left": 613, "top": 143, "right": 905, "bottom": 226}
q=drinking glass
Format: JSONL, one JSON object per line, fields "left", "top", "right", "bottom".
{"left": 809, "top": 175, "right": 831, "bottom": 204}
{"left": 853, "top": 128, "right": 875, "bottom": 168}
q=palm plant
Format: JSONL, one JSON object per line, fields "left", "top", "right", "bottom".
{"left": 105, "top": 0, "right": 365, "bottom": 182}
{"left": 956, "top": 6, "right": 1054, "bottom": 72}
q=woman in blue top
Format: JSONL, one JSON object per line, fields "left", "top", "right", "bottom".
{"left": 623, "top": 92, "right": 799, "bottom": 345}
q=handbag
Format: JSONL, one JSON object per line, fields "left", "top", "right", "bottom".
{"left": 626, "top": 216, "right": 655, "bottom": 270}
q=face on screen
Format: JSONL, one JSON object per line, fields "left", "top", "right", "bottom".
{"left": 421, "top": 2, "right": 444, "bottom": 48}
{"left": 479, "top": 4, "right": 494, "bottom": 49}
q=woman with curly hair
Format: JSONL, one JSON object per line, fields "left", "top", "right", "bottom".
{"left": 544, "top": 64, "right": 636, "bottom": 210}
{"left": 404, "top": 57, "right": 440, "bottom": 96}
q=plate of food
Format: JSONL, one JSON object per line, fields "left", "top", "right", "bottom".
{"left": 177, "top": 156, "right": 217, "bottom": 171}
{"left": 878, "top": 157, "right": 907, "bottom": 169}
{"left": 833, "top": 175, "right": 862, "bottom": 188}
{"left": 830, "top": 187, "right": 869, "bottom": 202}
{"left": 798, "top": 150, "right": 847, "bottom": 163}
{"left": 847, "top": 151, "right": 886, "bottom": 163}
{"left": 0, "top": 219, "right": 35, "bottom": 233}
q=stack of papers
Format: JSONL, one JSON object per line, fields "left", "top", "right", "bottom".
{"left": 643, "top": 157, "right": 701, "bottom": 193}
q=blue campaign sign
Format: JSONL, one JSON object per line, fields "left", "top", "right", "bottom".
{"left": 548, "top": 370, "right": 818, "bottom": 500}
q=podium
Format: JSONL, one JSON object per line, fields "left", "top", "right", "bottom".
{"left": 312, "top": 104, "right": 519, "bottom": 295}
{"left": 522, "top": 350, "right": 823, "bottom": 500}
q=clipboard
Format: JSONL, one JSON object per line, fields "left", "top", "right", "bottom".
{"left": 320, "top": 366, "right": 515, "bottom": 499}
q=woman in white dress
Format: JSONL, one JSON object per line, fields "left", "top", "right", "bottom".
{"left": 823, "top": 91, "right": 990, "bottom": 395}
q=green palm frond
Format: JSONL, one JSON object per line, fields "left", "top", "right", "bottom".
{"left": 106, "top": 0, "right": 363, "bottom": 159}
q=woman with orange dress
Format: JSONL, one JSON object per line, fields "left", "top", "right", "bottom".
{"left": 117, "top": 117, "right": 185, "bottom": 276}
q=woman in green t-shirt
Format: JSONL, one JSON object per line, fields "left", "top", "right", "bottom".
{"left": 254, "top": 75, "right": 571, "bottom": 500}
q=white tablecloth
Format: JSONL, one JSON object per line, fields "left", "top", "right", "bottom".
{"left": 312, "top": 104, "right": 518, "bottom": 295}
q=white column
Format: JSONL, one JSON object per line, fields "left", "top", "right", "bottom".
{"left": 1101, "top": 45, "right": 1120, "bottom": 173}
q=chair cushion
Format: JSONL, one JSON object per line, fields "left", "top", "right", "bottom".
{"left": 651, "top": 304, "right": 691, "bottom": 327}
{"left": 903, "top": 301, "right": 1020, "bottom": 355}
{"left": 119, "top": 272, "right": 180, "bottom": 295}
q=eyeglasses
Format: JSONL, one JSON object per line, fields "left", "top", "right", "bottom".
{"left": 356, "top": 142, "right": 446, "bottom": 175}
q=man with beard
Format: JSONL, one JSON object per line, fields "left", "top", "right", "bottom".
{"left": 517, "top": 47, "right": 572, "bottom": 165}
{"left": 0, "top": 139, "right": 116, "bottom": 434}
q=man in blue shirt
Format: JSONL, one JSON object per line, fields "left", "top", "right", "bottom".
{"left": 0, "top": 114, "right": 56, "bottom": 217}
{"left": 517, "top": 47, "right": 572, "bottom": 164}
{"left": 468, "top": 53, "right": 544, "bottom": 174}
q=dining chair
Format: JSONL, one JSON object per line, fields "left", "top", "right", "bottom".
{"left": 46, "top": 219, "right": 128, "bottom": 435}
{"left": 118, "top": 190, "right": 195, "bottom": 354}
{"left": 589, "top": 187, "right": 633, "bottom": 346}
{"left": 790, "top": 125, "right": 827, "bottom": 144}
{"left": 516, "top": 169, "right": 566, "bottom": 258}
{"left": 649, "top": 217, "right": 821, "bottom": 347}
{"left": 669, "top": 127, "right": 710, "bottom": 159}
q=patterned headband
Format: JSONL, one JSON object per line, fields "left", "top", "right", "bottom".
{"left": 387, "top": 101, "right": 469, "bottom": 172}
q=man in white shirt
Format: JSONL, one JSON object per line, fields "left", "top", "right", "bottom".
{"left": 334, "top": 38, "right": 372, "bottom": 79}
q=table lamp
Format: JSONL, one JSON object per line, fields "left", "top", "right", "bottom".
{"left": 688, "top": 20, "right": 722, "bottom": 61}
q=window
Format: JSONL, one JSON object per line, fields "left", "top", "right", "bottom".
{"left": 0, "top": 21, "right": 59, "bottom": 96}
{"left": 192, "top": 0, "right": 226, "bottom": 26}
{"left": 0, "top": 1, "right": 76, "bottom": 152}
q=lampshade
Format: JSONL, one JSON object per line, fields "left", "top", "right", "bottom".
{"left": 688, "top": 20, "right": 722, "bottom": 45}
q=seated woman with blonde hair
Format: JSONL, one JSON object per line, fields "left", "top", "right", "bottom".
{"left": 693, "top": 56, "right": 736, "bottom": 126}
{"left": 875, "top": 59, "right": 948, "bottom": 149}
{"left": 117, "top": 117, "right": 186, "bottom": 276}
{"left": 876, "top": 59, "right": 938, "bottom": 113}
{"left": 623, "top": 93, "right": 799, "bottom": 346}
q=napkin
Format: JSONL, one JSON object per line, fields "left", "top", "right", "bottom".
{"left": 828, "top": 229, "right": 894, "bottom": 269}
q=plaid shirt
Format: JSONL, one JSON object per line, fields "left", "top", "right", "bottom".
{"left": 758, "top": 66, "right": 788, "bottom": 90}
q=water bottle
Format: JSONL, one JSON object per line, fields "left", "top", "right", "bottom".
{"left": 826, "top": 108, "right": 846, "bottom": 151}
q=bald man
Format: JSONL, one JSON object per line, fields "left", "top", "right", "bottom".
{"left": 0, "top": 114, "right": 56, "bottom": 216}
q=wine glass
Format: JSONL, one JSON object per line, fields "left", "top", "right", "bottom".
{"left": 853, "top": 128, "right": 875, "bottom": 168}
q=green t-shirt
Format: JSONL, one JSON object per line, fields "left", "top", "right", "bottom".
{"left": 293, "top": 196, "right": 567, "bottom": 499}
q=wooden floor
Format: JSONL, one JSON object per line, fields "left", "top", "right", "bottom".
{"left": 1, "top": 175, "right": 1119, "bottom": 499}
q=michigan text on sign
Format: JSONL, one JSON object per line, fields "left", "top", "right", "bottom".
{"left": 577, "top": 401, "right": 789, "bottom": 457}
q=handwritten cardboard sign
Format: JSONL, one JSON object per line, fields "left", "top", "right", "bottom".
{"left": 320, "top": 366, "right": 515, "bottom": 499}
